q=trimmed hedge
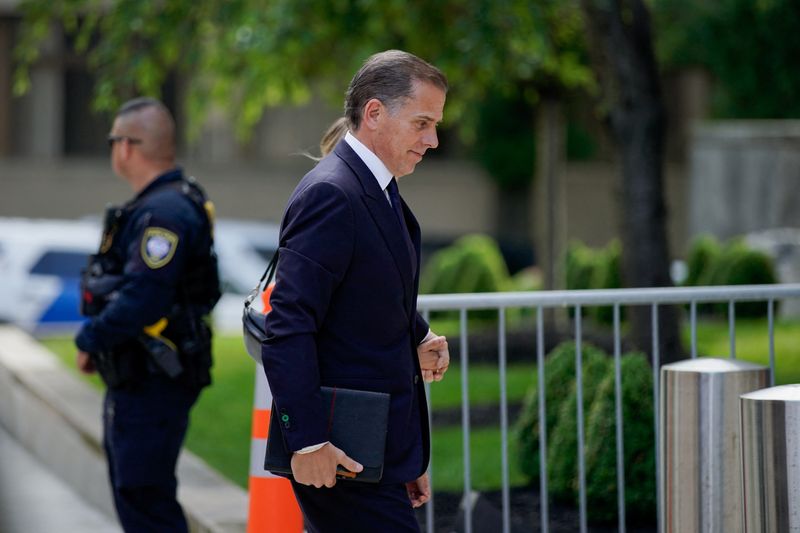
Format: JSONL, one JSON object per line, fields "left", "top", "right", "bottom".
{"left": 547, "top": 346, "right": 612, "bottom": 501}
{"left": 420, "top": 234, "right": 512, "bottom": 320}
{"left": 584, "top": 352, "right": 655, "bottom": 524}
{"left": 420, "top": 234, "right": 511, "bottom": 295}
{"left": 685, "top": 235, "right": 777, "bottom": 318}
{"left": 684, "top": 234, "right": 721, "bottom": 287}
{"left": 515, "top": 342, "right": 656, "bottom": 524}
{"left": 515, "top": 341, "right": 609, "bottom": 486}
{"left": 565, "top": 240, "right": 623, "bottom": 323}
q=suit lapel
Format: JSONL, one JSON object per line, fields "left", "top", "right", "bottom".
{"left": 334, "top": 141, "right": 415, "bottom": 303}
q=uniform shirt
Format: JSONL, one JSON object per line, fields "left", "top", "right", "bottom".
{"left": 76, "top": 168, "right": 210, "bottom": 354}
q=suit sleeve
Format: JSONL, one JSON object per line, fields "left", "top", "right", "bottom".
{"left": 415, "top": 313, "right": 429, "bottom": 344}
{"left": 261, "top": 181, "right": 355, "bottom": 451}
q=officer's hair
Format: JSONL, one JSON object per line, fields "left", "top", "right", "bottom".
{"left": 115, "top": 97, "right": 176, "bottom": 161}
{"left": 344, "top": 50, "right": 448, "bottom": 131}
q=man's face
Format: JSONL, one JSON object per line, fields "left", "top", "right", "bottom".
{"left": 108, "top": 117, "right": 127, "bottom": 178}
{"left": 372, "top": 81, "right": 446, "bottom": 178}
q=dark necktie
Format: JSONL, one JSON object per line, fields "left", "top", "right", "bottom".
{"left": 386, "top": 178, "right": 417, "bottom": 278}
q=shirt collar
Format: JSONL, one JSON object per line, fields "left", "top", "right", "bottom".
{"left": 135, "top": 167, "right": 183, "bottom": 200}
{"left": 344, "top": 131, "right": 393, "bottom": 193}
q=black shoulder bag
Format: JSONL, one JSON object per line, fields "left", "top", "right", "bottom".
{"left": 242, "top": 250, "right": 278, "bottom": 362}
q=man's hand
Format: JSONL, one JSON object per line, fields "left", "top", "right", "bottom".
{"left": 291, "top": 442, "right": 363, "bottom": 488}
{"left": 418, "top": 332, "right": 449, "bottom": 383}
{"left": 76, "top": 351, "right": 96, "bottom": 375}
{"left": 406, "top": 473, "right": 431, "bottom": 508}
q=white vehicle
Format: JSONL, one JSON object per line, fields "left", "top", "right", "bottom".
{"left": 0, "top": 217, "right": 278, "bottom": 336}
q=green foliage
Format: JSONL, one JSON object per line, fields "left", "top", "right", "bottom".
{"left": 589, "top": 240, "right": 623, "bottom": 324}
{"left": 420, "top": 234, "right": 511, "bottom": 321}
{"left": 421, "top": 234, "right": 512, "bottom": 295}
{"left": 711, "top": 240, "right": 777, "bottom": 317}
{"left": 565, "top": 239, "right": 623, "bottom": 323}
{"left": 514, "top": 341, "right": 609, "bottom": 487}
{"left": 584, "top": 353, "right": 655, "bottom": 524}
{"left": 684, "top": 234, "right": 721, "bottom": 287}
{"left": 15, "top": 0, "right": 593, "bottom": 141}
{"left": 565, "top": 240, "right": 601, "bottom": 291}
{"left": 546, "top": 345, "right": 611, "bottom": 501}
{"left": 510, "top": 266, "right": 542, "bottom": 292}
{"left": 566, "top": 119, "right": 597, "bottom": 161}
{"left": 683, "top": 235, "right": 777, "bottom": 318}
{"left": 473, "top": 89, "right": 536, "bottom": 190}
{"left": 515, "top": 343, "right": 656, "bottom": 523}
{"left": 655, "top": 0, "right": 800, "bottom": 118}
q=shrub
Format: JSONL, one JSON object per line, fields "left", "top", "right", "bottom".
{"left": 684, "top": 234, "right": 722, "bottom": 287}
{"left": 420, "top": 234, "right": 511, "bottom": 320}
{"left": 565, "top": 240, "right": 623, "bottom": 323}
{"left": 584, "top": 352, "right": 655, "bottom": 524}
{"left": 689, "top": 238, "right": 777, "bottom": 317}
{"left": 546, "top": 346, "right": 612, "bottom": 501}
{"left": 588, "top": 240, "right": 623, "bottom": 325}
{"left": 565, "top": 240, "right": 600, "bottom": 292}
{"left": 515, "top": 341, "right": 609, "bottom": 487}
{"left": 420, "top": 234, "right": 511, "bottom": 295}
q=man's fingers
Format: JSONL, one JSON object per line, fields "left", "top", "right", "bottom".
{"left": 336, "top": 451, "right": 363, "bottom": 475}
{"left": 422, "top": 369, "right": 434, "bottom": 383}
{"left": 425, "top": 336, "right": 446, "bottom": 349}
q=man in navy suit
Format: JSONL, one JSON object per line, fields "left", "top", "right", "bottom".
{"left": 261, "top": 50, "right": 450, "bottom": 531}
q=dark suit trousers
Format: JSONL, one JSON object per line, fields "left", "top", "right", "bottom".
{"left": 291, "top": 480, "right": 420, "bottom": 533}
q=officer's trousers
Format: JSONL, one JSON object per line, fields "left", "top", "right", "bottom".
{"left": 103, "top": 374, "right": 199, "bottom": 533}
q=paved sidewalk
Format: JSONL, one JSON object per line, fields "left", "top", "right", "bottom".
{"left": 0, "top": 424, "right": 120, "bottom": 533}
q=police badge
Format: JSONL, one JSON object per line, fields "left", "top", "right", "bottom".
{"left": 141, "top": 227, "right": 178, "bottom": 269}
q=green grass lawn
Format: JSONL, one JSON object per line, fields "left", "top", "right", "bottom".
{"left": 40, "top": 317, "right": 800, "bottom": 492}
{"left": 688, "top": 318, "right": 800, "bottom": 384}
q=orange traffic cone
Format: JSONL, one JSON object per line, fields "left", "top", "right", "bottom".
{"left": 247, "top": 284, "right": 303, "bottom": 532}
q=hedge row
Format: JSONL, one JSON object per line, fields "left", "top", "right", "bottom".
{"left": 685, "top": 235, "right": 777, "bottom": 317}
{"left": 566, "top": 235, "right": 777, "bottom": 320}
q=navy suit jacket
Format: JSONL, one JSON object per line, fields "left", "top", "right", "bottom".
{"left": 261, "top": 140, "right": 430, "bottom": 484}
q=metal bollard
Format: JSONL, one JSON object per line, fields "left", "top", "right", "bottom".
{"left": 740, "top": 384, "right": 800, "bottom": 532}
{"left": 660, "top": 357, "right": 769, "bottom": 533}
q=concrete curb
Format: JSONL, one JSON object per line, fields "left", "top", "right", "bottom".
{"left": 0, "top": 325, "right": 248, "bottom": 533}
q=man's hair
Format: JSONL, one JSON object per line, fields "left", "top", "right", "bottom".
{"left": 115, "top": 97, "right": 176, "bottom": 161}
{"left": 344, "top": 50, "right": 448, "bottom": 130}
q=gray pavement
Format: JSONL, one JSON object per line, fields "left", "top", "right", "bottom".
{"left": 0, "top": 424, "right": 120, "bottom": 533}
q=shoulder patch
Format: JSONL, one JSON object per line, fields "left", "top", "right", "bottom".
{"left": 141, "top": 227, "right": 179, "bottom": 269}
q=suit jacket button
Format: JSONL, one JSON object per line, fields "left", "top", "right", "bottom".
{"left": 414, "top": 375, "right": 419, "bottom": 384}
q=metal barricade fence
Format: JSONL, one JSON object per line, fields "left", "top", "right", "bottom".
{"left": 416, "top": 284, "right": 800, "bottom": 533}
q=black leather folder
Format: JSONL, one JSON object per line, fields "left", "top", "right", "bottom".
{"left": 264, "top": 387, "right": 390, "bottom": 483}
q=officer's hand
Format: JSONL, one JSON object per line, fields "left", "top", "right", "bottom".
{"left": 418, "top": 334, "right": 449, "bottom": 383}
{"left": 406, "top": 473, "right": 431, "bottom": 508}
{"left": 291, "top": 443, "right": 363, "bottom": 488}
{"left": 76, "top": 351, "right": 96, "bottom": 375}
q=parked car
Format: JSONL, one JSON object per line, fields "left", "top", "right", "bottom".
{"left": 0, "top": 217, "right": 278, "bottom": 336}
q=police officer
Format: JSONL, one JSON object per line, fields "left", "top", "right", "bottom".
{"left": 75, "top": 97, "right": 220, "bottom": 532}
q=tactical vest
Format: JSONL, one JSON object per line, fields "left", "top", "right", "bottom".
{"left": 80, "top": 176, "right": 220, "bottom": 389}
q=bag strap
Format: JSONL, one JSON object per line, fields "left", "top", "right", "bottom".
{"left": 244, "top": 249, "right": 279, "bottom": 309}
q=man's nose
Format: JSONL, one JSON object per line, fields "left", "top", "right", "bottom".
{"left": 423, "top": 129, "right": 439, "bottom": 149}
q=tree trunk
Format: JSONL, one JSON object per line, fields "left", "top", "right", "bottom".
{"left": 580, "top": 0, "right": 683, "bottom": 365}
{"left": 533, "top": 98, "right": 567, "bottom": 326}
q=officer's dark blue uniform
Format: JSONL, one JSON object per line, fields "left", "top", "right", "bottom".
{"left": 76, "top": 167, "right": 219, "bottom": 533}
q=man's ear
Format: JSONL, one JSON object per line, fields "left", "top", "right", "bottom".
{"left": 362, "top": 99, "right": 383, "bottom": 130}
